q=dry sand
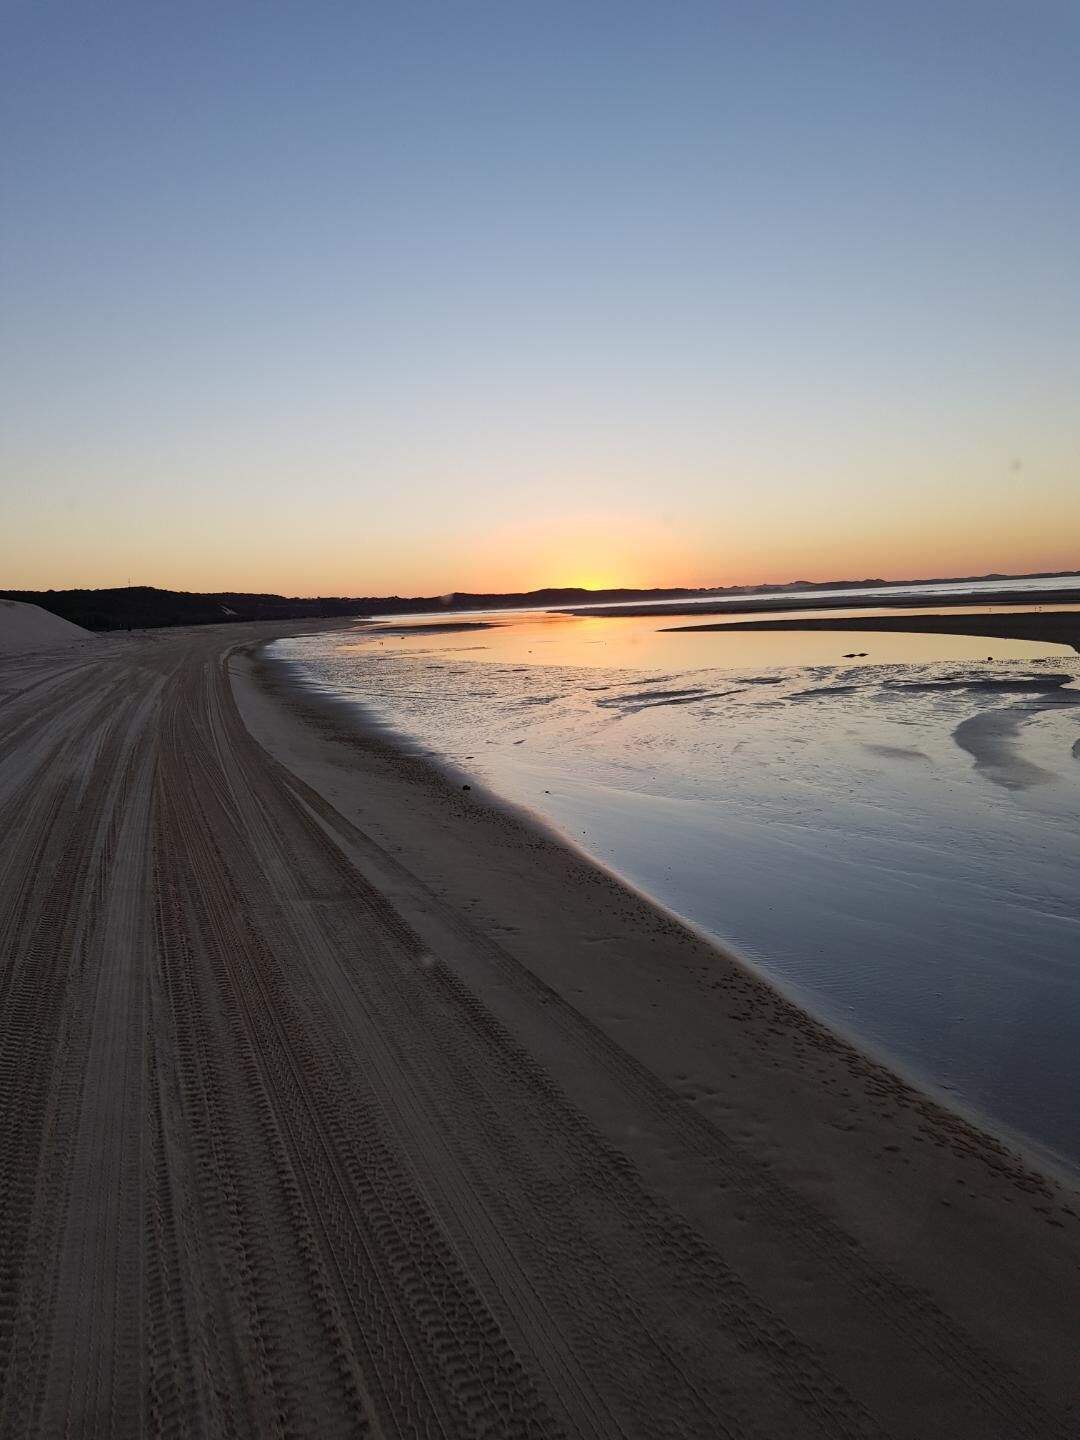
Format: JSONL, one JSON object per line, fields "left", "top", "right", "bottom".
{"left": 0, "top": 598, "right": 92, "bottom": 655}
{"left": 0, "top": 618, "right": 1077, "bottom": 1439}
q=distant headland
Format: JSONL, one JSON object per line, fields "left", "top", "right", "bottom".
{"left": 2, "top": 568, "right": 1078, "bottom": 632}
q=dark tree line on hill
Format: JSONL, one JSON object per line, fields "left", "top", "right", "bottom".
{"left": 0, "top": 584, "right": 711, "bottom": 631}
{"left": 2, "top": 569, "right": 1076, "bottom": 632}
{"left": 0, "top": 587, "right": 359, "bottom": 630}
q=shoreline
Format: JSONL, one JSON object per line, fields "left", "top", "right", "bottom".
{"left": 259, "top": 631, "right": 1080, "bottom": 1185}
{"left": 234, "top": 637, "right": 1080, "bottom": 1402}
{"left": 2, "top": 618, "right": 1078, "bottom": 1433}
{"left": 240, "top": 640, "right": 1079, "bottom": 1211}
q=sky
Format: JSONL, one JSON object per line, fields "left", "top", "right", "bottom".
{"left": 2, "top": 0, "right": 1078, "bottom": 596}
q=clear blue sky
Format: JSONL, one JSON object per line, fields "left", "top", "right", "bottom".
{"left": 2, "top": 0, "right": 1078, "bottom": 593}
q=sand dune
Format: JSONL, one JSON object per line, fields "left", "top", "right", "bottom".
{"left": 0, "top": 598, "right": 91, "bottom": 655}
{"left": 0, "top": 620, "right": 1077, "bottom": 1437}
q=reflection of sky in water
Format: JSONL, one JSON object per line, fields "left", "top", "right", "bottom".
{"left": 348, "top": 607, "right": 1076, "bottom": 670}
{"left": 274, "top": 613, "right": 1080, "bottom": 1173}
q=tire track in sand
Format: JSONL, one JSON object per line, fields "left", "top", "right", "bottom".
{"left": 0, "top": 628, "right": 1075, "bottom": 1439}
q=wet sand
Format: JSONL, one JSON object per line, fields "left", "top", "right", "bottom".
{"left": 1, "top": 619, "right": 1078, "bottom": 1438}
{"left": 665, "top": 607, "right": 1080, "bottom": 651}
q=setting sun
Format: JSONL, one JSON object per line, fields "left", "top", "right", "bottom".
{"left": 567, "top": 574, "right": 622, "bottom": 592}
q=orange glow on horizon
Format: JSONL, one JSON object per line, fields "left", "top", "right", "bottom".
{"left": 4, "top": 504, "right": 1077, "bottom": 598}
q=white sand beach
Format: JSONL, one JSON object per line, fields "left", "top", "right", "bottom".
{"left": 0, "top": 610, "right": 1077, "bottom": 1436}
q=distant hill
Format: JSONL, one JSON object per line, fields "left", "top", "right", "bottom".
{"left": 1, "top": 570, "right": 1077, "bottom": 633}
{"left": 0, "top": 584, "right": 715, "bottom": 632}
{"left": 0, "top": 587, "right": 368, "bottom": 632}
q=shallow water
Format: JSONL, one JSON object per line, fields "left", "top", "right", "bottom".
{"left": 355, "top": 607, "right": 1078, "bottom": 669}
{"left": 274, "top": 612, "right": 1080, "bottom": 1170}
